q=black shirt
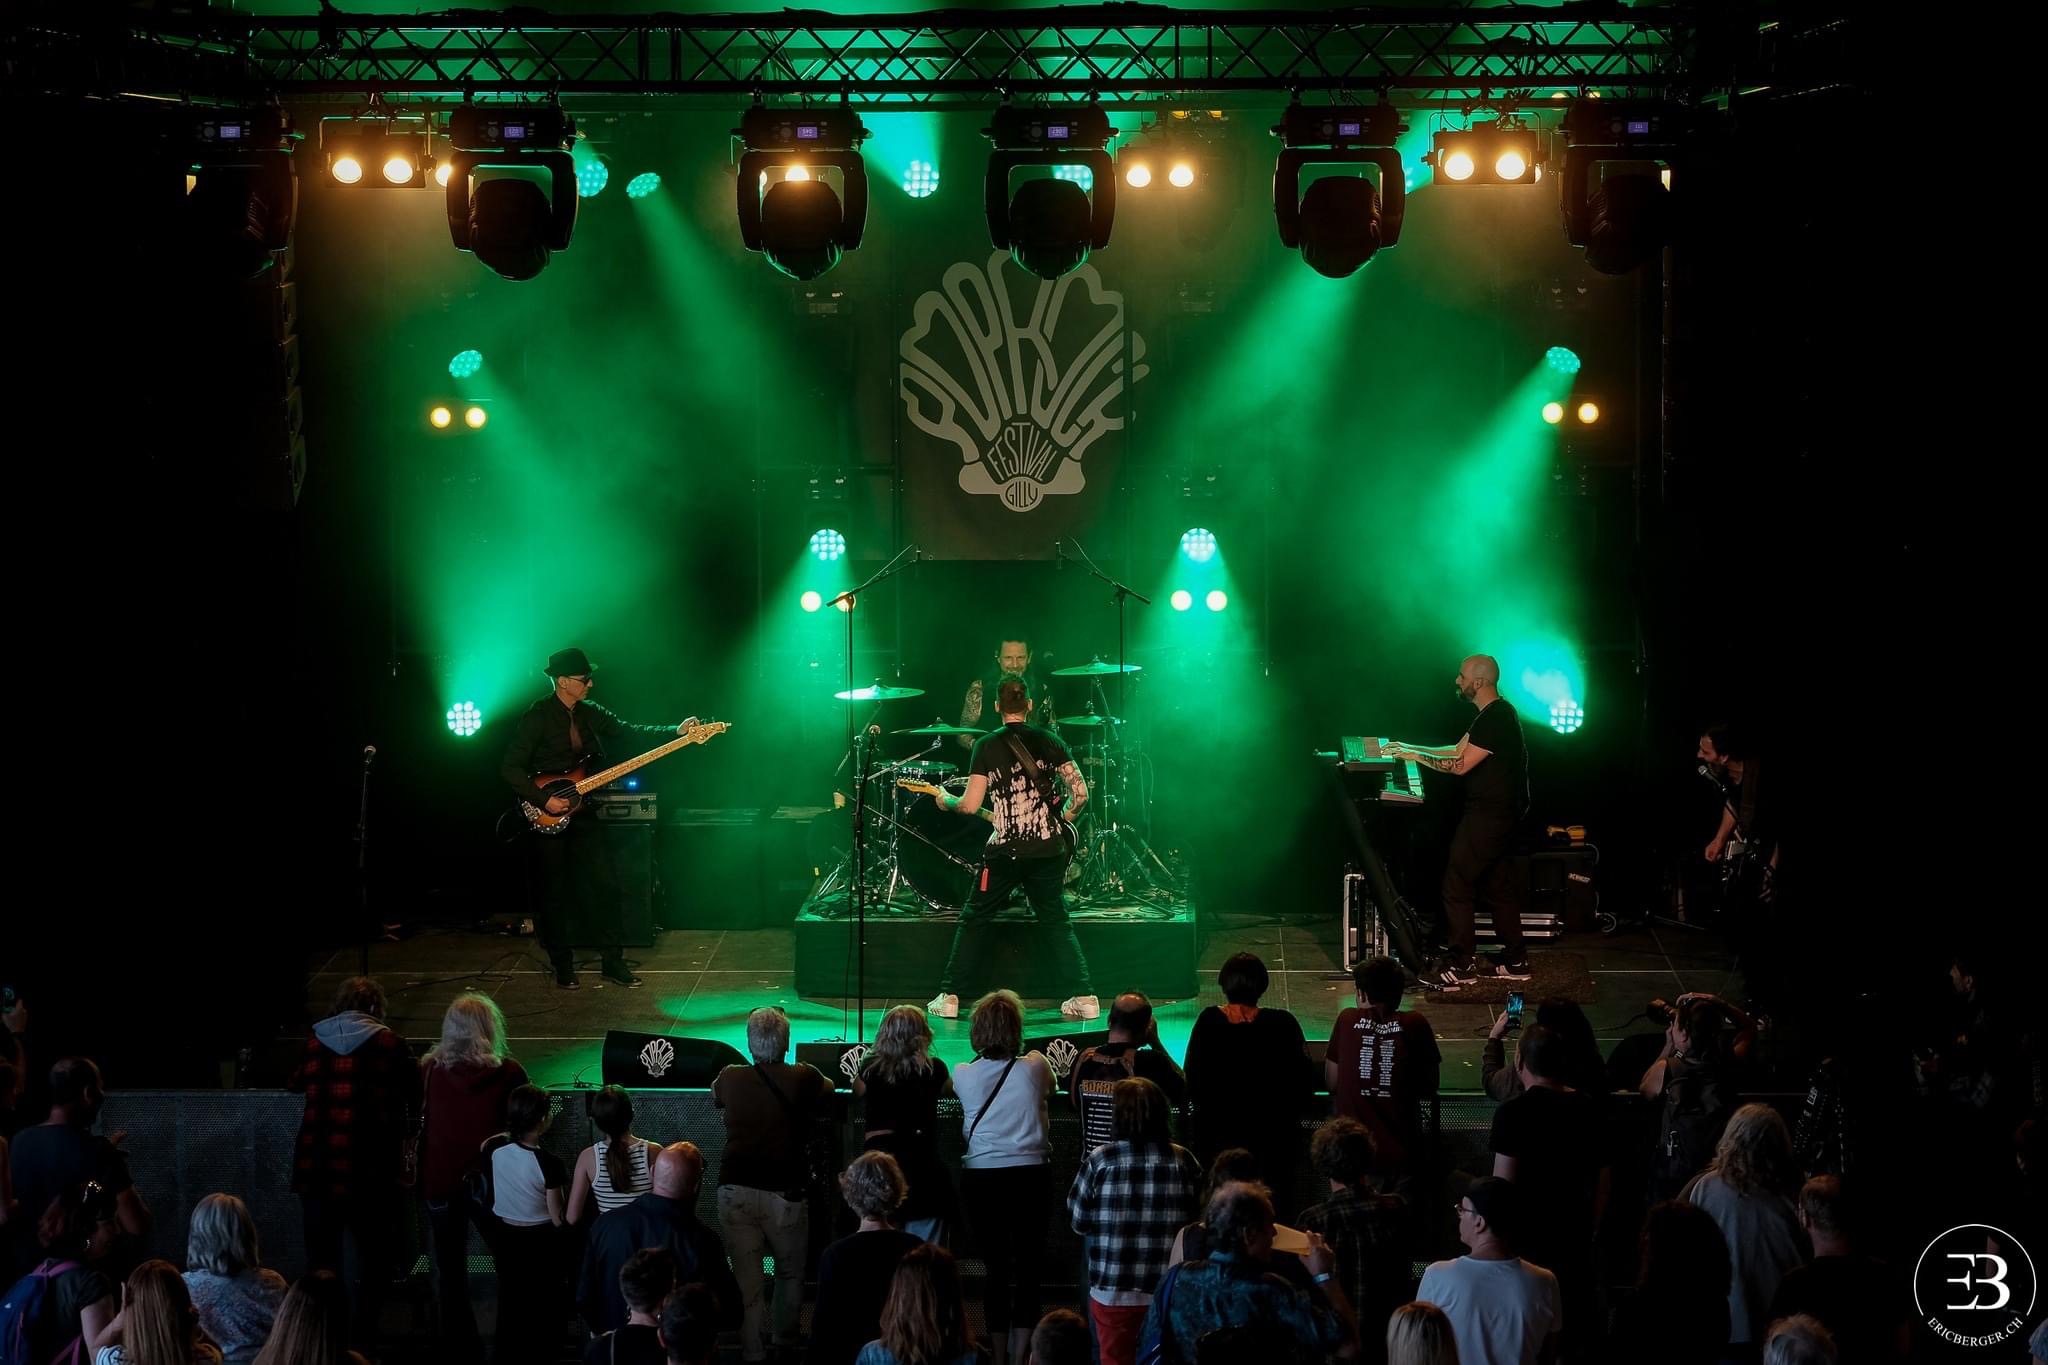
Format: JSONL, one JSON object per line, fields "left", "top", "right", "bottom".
{"left": 810, "top": 1229, "right": 926, "bottom": 1365}
{"left": 1487, "top": 1085, "right": 1607, "bottom": 1268}
{"left": 583, "top": 1323, "right": 665, "bottom": 1365}
{"left": 1463, "top": 698, "right": 1528, "bottom": 815}
{"left": 1183, "top": 1006, "right": 1314, "bottom": 1163}
{"left": 1766, "top": 1254, "right": 1906, "bottom": 1364}
{"left": 499, "top": 693, "right": 675, "bottom": 806}
{"left": 8, "top": 1122, "right": 134, "bottom": 1256}
{"left": 968, "top": 723, "right": 1077, "bottom": 858}
{"left": 1070, "top": 1042, "right": 1187, "bottom": 1153}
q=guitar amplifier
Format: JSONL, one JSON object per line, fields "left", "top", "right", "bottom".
{"left": 594, "top": 793, "right": 658, "bottom": 946}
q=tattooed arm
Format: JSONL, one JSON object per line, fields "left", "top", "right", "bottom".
{"left": 1055, "top": 760, "right": 1088, "bottom": 818}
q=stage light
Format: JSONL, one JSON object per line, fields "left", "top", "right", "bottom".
{"left": 574, "top": 151, "right": 610, "bottom": 198}
{"left": 448, "top": 349, "right": 483, "bottom": 379}
{"left": 321, "top": 116, "right": 430, "bottom": 191}
{"left": 1171, "top": 590, "right": 1193, "bottom": 611}
{"left": 1545, "top": 346, "right": 1582, "bottom": 375}
{"left": 904, "top": 160, "right": 940, "bottom": 198}
{"left": 1180, "top": 528, "right": 1218, "bottom": 562}
{"left": 626, "top": 172, "right": 662, "bottom": 199}
{"left": 834, "top": 593, "right": 855, "bottom": 612}
{"left": 383, "top": 155, "right": 415, "bottom": 185}
{"left": 435, "top": 161, "right": 454, "bottom": 188}
{"left": 1560, "top": 100, "right": 1678, "bottom": 274}
{"left": 800, "top": 590, "right": 824, "bottom": 612}
{"left": 1576, "top": 401, "right": 1600, "bottom": 425}
{"left": 1271, "top": 104, "right": 1407, "bottom": 279}
{"left": 185, "top": 110, "right": 299, "bottom": 280}
{"left": 985, "top": 106, "right": 1116, "bottom": 281}
{"left": 464, "top": 405, "right": 488, "bottom": 429}
{"left": 1549, "top": 699, "right": 1584, "bottom": 734}
{"left": 1430, "top": 123, "right": 1543, "bottom": 185}
{"left": 446, "top": 701, "right": 483, "bottom": 737}
{"left": 737, "top": 107, "right": 871, "bottom": 280}
{"left": 1125, "top": 161, "right": 1153, "bottom": 188}
{"left": 1541, "top": 402, "right": 1565, "bottom": 425}
{"left": 1205, "top": 590, "right": 1229, "bottom": 612}
{"left": 1168, "top": 161, "right": 1196, "bottom": 188}
{"left": 809, "top": 529, "right": 847, "bottom": 561}
{"left": 1054, "top": 164, "right": 1095, "bottom": 193}
{"left": 445, "top": 106, "right": 580, "bottom": 281}
{"left": 429, "top": 405, "right": 453, "bottom": 429}
{"left": 332, "top": 156, "right": 364, "bottom": 184}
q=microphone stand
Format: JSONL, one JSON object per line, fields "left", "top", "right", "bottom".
{"left": 356, "top": 745, "right": 376, "bottom": 976}
{"left": 831, "top": 543, "right": 923, "bottom": 1042}
{"left": 1057, "top": 538, "right": 1148, "bottom": 723}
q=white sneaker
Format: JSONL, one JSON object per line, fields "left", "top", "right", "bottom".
{"left": 1060, "top": 994, "right": 1100, "bottom": 1021}
{"left": 927, "top": 992, "right": 960, "bottom": 1020}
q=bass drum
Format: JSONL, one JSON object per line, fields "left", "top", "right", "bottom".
{"left": 896, "top": 780, "right": 991, "bottom": 911}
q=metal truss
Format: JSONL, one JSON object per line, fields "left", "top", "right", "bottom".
{"left": 9, "top": 5, "right": 1697, "bottom": 110}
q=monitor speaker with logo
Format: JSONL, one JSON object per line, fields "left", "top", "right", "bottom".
{"left": 600, "top": 1030, "right": 746, "bottom": 1089}
{"left": 796, "top": 1041, "right": 870, "bottom": 1090}
{"left": 1022, "top": 1028, "right": 1110, "bottom": 1085}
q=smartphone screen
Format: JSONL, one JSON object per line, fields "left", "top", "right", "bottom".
{"left": 1506, "top": 992, "right": 1524, "bottom": 1021}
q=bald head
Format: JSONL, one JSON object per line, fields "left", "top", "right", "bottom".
{"left": 652, "top": 1141, "right": 704, "bottom": 1200}
{"left": 1456, "top": 655, "right": 1502, "bottom": 706}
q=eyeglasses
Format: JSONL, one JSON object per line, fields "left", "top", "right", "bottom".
{"left": 1451, "top": 1202, "right": 1474, "bottom": 1216}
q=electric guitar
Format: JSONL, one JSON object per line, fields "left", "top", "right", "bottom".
{"left": 896, "top": 779, "right": 1078, "bottom": 860}
{"left": 521, "top": 719, "right": 730, "bottom": 833}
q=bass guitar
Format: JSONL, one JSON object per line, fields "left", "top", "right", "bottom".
{"left": 521, "top": 719, "right": 730, "bottom": 833}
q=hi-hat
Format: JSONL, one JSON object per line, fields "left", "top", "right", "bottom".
{"left": 1057, "top": 714, "right": 1125, "bottom": 727}
{"left": 894, "top": 723, "right": 982, "bottom": 736}
{"left": 1051, "top": 659, "right": 1143, "bottom": 677}
{"left": 834, "top": 683, "right": 925, "bottom": 701}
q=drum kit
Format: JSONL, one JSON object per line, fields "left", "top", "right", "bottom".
{"left": 812, "top": 657, "right": 1182, "bottom": 913}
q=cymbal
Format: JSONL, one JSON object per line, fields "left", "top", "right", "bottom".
{"left": 894, "top": 723, "right": 982, "bottom": 736}
{"left": 834, "top": 684, "right": 925, "bottom": 701}
{"left": 1057, "top": 714, "right": 1125, "bottom": 727}
{"left": 1050, "top": 659, "right": 1143, "bottom": 677}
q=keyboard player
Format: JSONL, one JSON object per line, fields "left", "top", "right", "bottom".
{"left": 1382, "top": 654, "right": 1533, "bottom": 990}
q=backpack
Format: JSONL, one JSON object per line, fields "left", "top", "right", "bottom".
{"left": 0, "top": 1259, "right": 87, "bottom": 1365}
{"left": 1654, "top": 1055, "right": 1734, "bottom": 1196}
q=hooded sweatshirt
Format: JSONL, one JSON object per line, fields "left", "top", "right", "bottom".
{"left": 289, "top": 1011, "right": 422, "bottom": 1197}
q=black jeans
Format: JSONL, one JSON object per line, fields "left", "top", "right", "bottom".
{"left": 490, "top": 1221, "right": 564, "bottom": 1365}
{"left": 1441, "top": 808, "right": 1526, "bottom": 962}
{"left": 528, "top": 815, "right": 624, "bottom": 972}
{"left": 300, "top": 1189, "right": 402, "bottom": 1349}
{"left": 938, "top": 854, "right": 1093, "bottom": 997}
{"left": 960, "top": 1165, "right": 1050, "bottom": 1334}
{"left": 427, "top": 1192, "right": 494, "bottom": 1361}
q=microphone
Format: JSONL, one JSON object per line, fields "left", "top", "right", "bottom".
{"left": 362, "top": 744, "right": 378, "bottom": 768}
{"left": 1056, "top": 539, "right": 1064, "bottom": 568}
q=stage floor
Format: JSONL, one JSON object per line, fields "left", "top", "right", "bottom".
{"left": 304, "top": 913, "right": 1739, "bottom": 1090}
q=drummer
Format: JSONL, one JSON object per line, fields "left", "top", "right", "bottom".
{"left": 956, "top": 636, "right": 1057, "bottom": 750}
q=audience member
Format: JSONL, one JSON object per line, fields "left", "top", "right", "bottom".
{"left": 953, "top": 989, "right": 1055, "bottom": 1365}
{"left": 710, "top": 1006, "right": 832, "bottom": 1364}
{"left": 418, "top": 991, "right": 527, "bottom": 1358}
{"left": 1070, "top": 994, "right": 1188, "bottom": 1156}
{"left": 1414, "top": 1177, "right": 1559, "bottom": 1365}
{"left": 580, "top": 1143, "right": 740, "bottom": 1337}
{"left": 1325, "top": 958, "right": 1440, "bottom": 1187}
{"left": 285, "top": 978, "right": 420, "bottom": 1348}
{"left": 568, "top": 1085, "right": 658, "bottom": 1224}
{"left": 854, "top": 1245, "right": 978, "bottom": 1365}
{"left": 1482, "top": 999, "right": 1604, "bottom": 1103}
{"left": 1299, "top": 1117, "right": 1411, "bottom": 1365}
{"left": 482, "top": 1084, "right": 568, "bottom": 1365}
{"left": 8, "top": 1058, "right": 151, "bottom": 1273}
{"left": 1182, "top": 954, "right": 1313, "bottom": 1204}
{"left": 250, "top": 1271, "right": 370, "bottom": 1365}
{"left": 1067, "top": 1077, "right": 1203, "bottom": 1365}
{"left": 1764, "top": 1177, "right": 1904, "bottom": 1365}
{"left": 1139, "top": 1181, "right": 1352, "bottom": 1364}
{"left": 1602, "top": 1200, "right": 1730, "bottom": 1365}
{"left": 657, "top": 1286, "right": 721, "bottom": 1365}
{"left": 1029, "top": 1310, "right": 1090, "bottom": 1365}
{"left": 181, "top": 1194, "right": 286, "bottom": 1365}
{"left": 1640, "top": 993, "right": 1752, "bottom": 1202}
{"left": 583, "top": 1247, "right": 675, "bottom": 1365}
{"left": 5, "top": 1181, "right": 122, "bottom": 1361}
{"left": 92, "top": 1258, "right": 222, "bottom": 1365}
{"left": 1167, "top": 1148, "right": 1266, "bottom": 1268}
{"left": 1385, "top": 1302, "right": 1460, "bottom": 1365}
{"left": 1683, "top": 1104, "right": 1808, "bottom": 1351}
{"left": 1762, "top": 1314, "right": 1837, "bottom": 1365}
{"left": 811, "top": 1153, "right": 924, "bottom": 1365}
{"left": 854, "top": 1005, "right": 955, "bottom": 1244}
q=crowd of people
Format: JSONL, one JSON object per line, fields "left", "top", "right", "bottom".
{"left": 1, "top": 946, "right": 2039, "bottom": 1365}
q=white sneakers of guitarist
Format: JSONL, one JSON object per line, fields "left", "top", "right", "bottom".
{"left": 928, "top": 993, "right": 961, "bottom": 1019}
{"left": 927, "top": 991, "right": 1098, "bottom": 1021}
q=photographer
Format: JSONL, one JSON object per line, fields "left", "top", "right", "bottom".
{"left": 1639, "top": 993, "right": 1755, "bottom": 1201}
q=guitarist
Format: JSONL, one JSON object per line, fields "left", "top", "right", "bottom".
{"left": 499, "top": 647, "right": 691, "bottom": 991}
{"left": 927, "top": 680, "right": 1098, "bottom": 1024}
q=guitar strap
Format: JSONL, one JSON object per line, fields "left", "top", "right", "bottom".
{"left": 1001, "top": 729, "right": 1069, "bottom": 848}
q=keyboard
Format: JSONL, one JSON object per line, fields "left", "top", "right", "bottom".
{"left": 1338, "top": 736, "right": 1424, "bottom": 804}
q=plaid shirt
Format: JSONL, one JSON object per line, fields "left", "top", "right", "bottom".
{"left": 1299, "top": 1186, "right": 1413, "bottom": 1322}
{"left": 288, "top": 1023, "right": 422, "bottom": 1197}
{"left": 1068, "top": 1140, "right": 1204, "bottom": 1297}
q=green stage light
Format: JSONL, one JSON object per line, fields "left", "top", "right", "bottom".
{"left": 626, "top": 172, "right": 662, "bottom": 200}
{"left": 1171, "top": 590, "right": 1193, "bottom": 611}
{"left": 1205, "top": 590, "right": 1229, "bottom": 612}
{"left": 1053, "top": 164, "right": 1095, "bottom": 193}
{"left": 576, "top": 156, "right": 610, "bottom": 199}
{"left": 448, "top": 349, "right": 483, "bottom": 379}
{"left": 809, "top": 529, "right": 847, "bottom": 561}
{"left": 800, "top": 590, "right": 823, "bottom": 613}
{"left": 1545, "top": 346, "right": 1581, "bottom": 375}
{"left": 446, "top": 701, "right": 482, "bottom": 736}
{"left": 904, "top": 160, "right": 939, "bottom": 198}
{"left": 1180, "top": 528, "right": 1218, "bottom": 563}
{"left": 1549, "top": 699, "right": 1584, "bottom": 734}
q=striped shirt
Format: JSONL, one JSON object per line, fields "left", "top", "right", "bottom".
{"left": 592, "top": 1138, "right": 654, "bottom": 1213}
